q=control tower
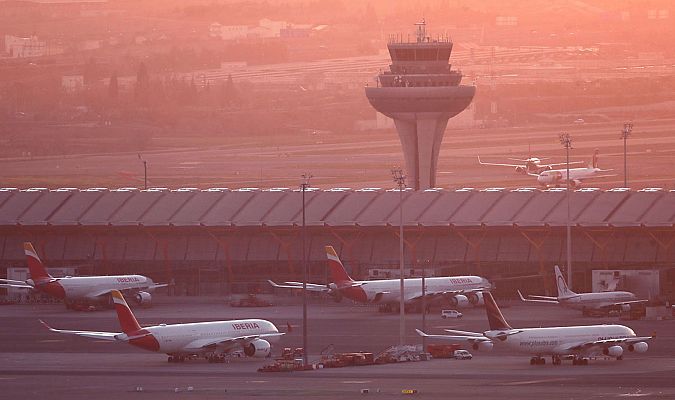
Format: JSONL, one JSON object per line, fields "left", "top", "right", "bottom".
{"left": 366, "top": 20, "right": 475, "bottom": 190}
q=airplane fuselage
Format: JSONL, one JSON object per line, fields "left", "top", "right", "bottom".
{"left": 537, "top": 167, "right": 602, "bottom": 187}
{"left": 30, "top": 275, "right": 155, "bottom": 302}
{"left": 559, "top": 291, "right": 637, "bottom": 310}
{"left": 341, "top": 276, "right": 488, "bottom": 304}
{"left": 121, "top": 319, "right": 280, "bottom": 355}
{"left": 486, "top": 324, "right": 637, "bottom": 356}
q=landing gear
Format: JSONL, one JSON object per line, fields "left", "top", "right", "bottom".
{"left": 378, "top": 304, "right": 393, "bottom": 313}
{"left": 207, "top": 355, "right": 226, "bottom": 363}
{"left": 572, "top": 357, "right": 589, "bottom": 366}
{"left": 617, "top": 355, "right": 623, "bottom": 361}
{"left": 168, "top": 355, "right": 185, "bottom": 363}
{"left": 552, "top": 356, "right": 562, "bottom": 365}
{"left": 529, "top": 356, "right": 546, "bottom": 365}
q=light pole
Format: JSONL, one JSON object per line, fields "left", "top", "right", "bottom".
{"left": 300, "top": 172, "right": 312, "bottom": 367}
{"left": 559, "top": 133, "right": 573, "bottom": 289}
{"left": 138, "top": 154, "right": 147, "bottom": 189}
{"left": 421, "top": 259, "right": 429, "bottom": 352}
{"left": 621, "top": 122, "right": 633, "bottom": 188}
{"left": 391, "top": 168, "right": 406, "bottom": 346}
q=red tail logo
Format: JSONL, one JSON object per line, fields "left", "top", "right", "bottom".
{"left": 24, "top": 242, "right": 52, "bottom": 282}
{"left": 325, "top": 246, "right": 353, "bottom": 284}
{"left": 484, "top": 292, "right": 512, "bottom": 331}
{"left": 110, "top": 290, "right": 142, "bottom": 334}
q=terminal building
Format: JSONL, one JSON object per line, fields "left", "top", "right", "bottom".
{"left": 0, "top": 187, "right": 673, "bottom": 301}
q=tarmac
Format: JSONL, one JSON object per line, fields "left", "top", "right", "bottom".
{"left": 1, "top": 296, "right": 674, "bottom": 399}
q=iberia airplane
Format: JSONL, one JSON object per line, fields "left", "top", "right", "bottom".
{"left": 417, "top": 291, "right": 653, "bottom": 365}
{"left": 518, "top": 265, "right": 648, "bottom": 315}
{"left": 0, "top": 243, "right": 166, "bottom": 308}
{"left": 269, "top": 246, "right": 491, "bottom": 311}
{"left": 40, "top": 290, "right": 283, "bottom": 363}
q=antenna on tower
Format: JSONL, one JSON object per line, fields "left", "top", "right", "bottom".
{"left": 415, "top": 18, "right": 427, "bottom": 42}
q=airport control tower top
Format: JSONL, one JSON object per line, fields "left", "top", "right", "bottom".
{"left": 366, "top": 20, "right": 475, "bottom": 190}
{"left": 377, "top": 20, "right": 463, "bottom": 90}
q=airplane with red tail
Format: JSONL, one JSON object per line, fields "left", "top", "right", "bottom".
{"left": 40, "top": 290, "right": 283, "bottom": 363}
{"left": 417, "top": 291, "right": 653, "bottom": 365}
{"left": 0, "top": 242, "right": 166, "bottom": 309}
{"left": 269, "top": 245, "right": 491, "bottom": 312}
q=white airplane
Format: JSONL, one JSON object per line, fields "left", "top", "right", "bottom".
{"left": 269, "top": 245, "right": 491, "bottom": 311}
{"left": 518, "top": 265, "right": 648, "bottom": 315}
{"left": 0, "top": 242, "right": 166, "bottom": 309}
{"left": 533, "top": 149, "right": 615, "bottom": 188}
{"left": 416, "top": 291, "right": 653, "bottom": 365}
{"left": 40, "top": 290, "right": 283, "bottom": 363}
{"left": 477, "top": 155, "right": 583, "bottom": 175}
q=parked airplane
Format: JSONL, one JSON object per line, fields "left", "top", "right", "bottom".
{"left": 0, "top": 242, "right": 166, "bottom": 309}
{"left": 40, "top": 290, "right": 283, "bottom": 363}
{"left": 517, "top": 265, "right": 647, "bottom": 315}
{"left": 416, "top": 291, "right": 653, "bottom": 365}
{"left": 269, "top": 245, "right": 491, "bottom": 312}
{"left": 477, "top": 155, "right": 583, "bottom": 175}
{"left": 533, "top": 149, "right": 615, "bottom": 188}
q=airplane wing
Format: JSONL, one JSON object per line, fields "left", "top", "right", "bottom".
{"left": 0, "top": 279, "right": 31, "bottom": 285}
{"left": 544, "top": 161, "right": 584, "bottom": 167}
{"left": 407, "top": 286, "right": 490, "bottom": 302}
{"left": 0, "top": 282, "right": 34, "bottom": 289}
{"left": 477, "top": 156, "right": 521, "bottom": 168}
{"left": 267, "top": 280, "right": 330, "bottom": 292}
{"left": 183, "top": 332, "right": 285, "bottom": 352}
{"left": 593, "top": 299, "right": 650, "bottom": 310}
{"left": 517, "top": 290, "right": 560, "bottom": 304}
{"left": 563, "top": 335, "right": 654, "bottom": 353}
{"left": 416, "top": 329, "right": 491, "bottom": 343}
{"left": 39, "top": 320, "right": 119, "bottom": 341}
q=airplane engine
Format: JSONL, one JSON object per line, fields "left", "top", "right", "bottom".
{"left": 134, "top": 291, "right": 152, "bottom": 306}
{"left": 244, "top": 339, "right": 271, "bottom": 358}
{"left": 467, "top": 292, "right": 484, "bottom": 306}
{"left": 628, "top": 342, "right": 648, "bottom": 353}
{"left": 332, "top": 291, "right": 343, "bottom": 303}
{"left": 448, "top": 294, "right": 470, "bottom": 308}
{"left": 472, "top": 341, "right": 494, "bottom": 352}
{"left": 603, "top": 345, "right": 624, "bottom": 358}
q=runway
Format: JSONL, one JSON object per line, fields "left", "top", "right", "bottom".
{"left": 1, "top": 298, "right": 674, "bottom": 399}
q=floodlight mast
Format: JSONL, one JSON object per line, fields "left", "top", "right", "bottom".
{"left": 559, "top": 133, "right": 573, "bottom": 288}
{"left": 301, "top": 172, "right": 312, "bottom": 366}
{"left": 391, "top": 167, "right": 406, "bottom": 346}
{"left": 621, "top": 122, "right": 633, "bottom": 188}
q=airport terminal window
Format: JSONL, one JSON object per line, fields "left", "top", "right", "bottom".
{"left": 394, "top": 49, "right": 415, "bottom": 61}
{"left": 415, "top": 48, "right": 439, "bottom": 61}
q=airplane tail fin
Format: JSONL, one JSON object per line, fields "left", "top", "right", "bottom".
{"left": 110, "top": 290, "right": 142, "bottom": 334}
{"left": 483, "top": 292, "right": 512, "bottom": 331}
{"left": 554, "top": 265, "right": 576, "bottom": 298}
{"left": 325, "top": 246, "right": 354, "bottom": 284}
{"left": 592, "top": 149, "right": 599, "bottom": 169}
{"left": 24, "top": 242, "right": 52, "bottom": 281}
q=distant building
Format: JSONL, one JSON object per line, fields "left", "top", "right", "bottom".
{"left": 4, "top": 35, "right": 47, "bottom": 58}
{"left": 62, "top": 75, "right": 85, "bottom": 92}
{"left": 210, "top": 23, "right": 251, "bottom": 40}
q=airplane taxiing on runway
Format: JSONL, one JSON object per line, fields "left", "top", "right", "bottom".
{"left": 40, "top": 290, "right": 284, "bottom": 363}
{"left": 532, "top": 149, "right": 615, "bottom": 188}
{"left": 269, "top": 245, "right": 491, "bottom": 311}
{"left": 417, "top": 291, "right": 653, "bottom": 365}
{"left": 477, "top": 155, "right": 584, "bottom": 175}
{"left": 518, "top": 265, "right": 648, "bottom": 314}
{"left": 0, "top": 242, "right": 167, "bottom": 308}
